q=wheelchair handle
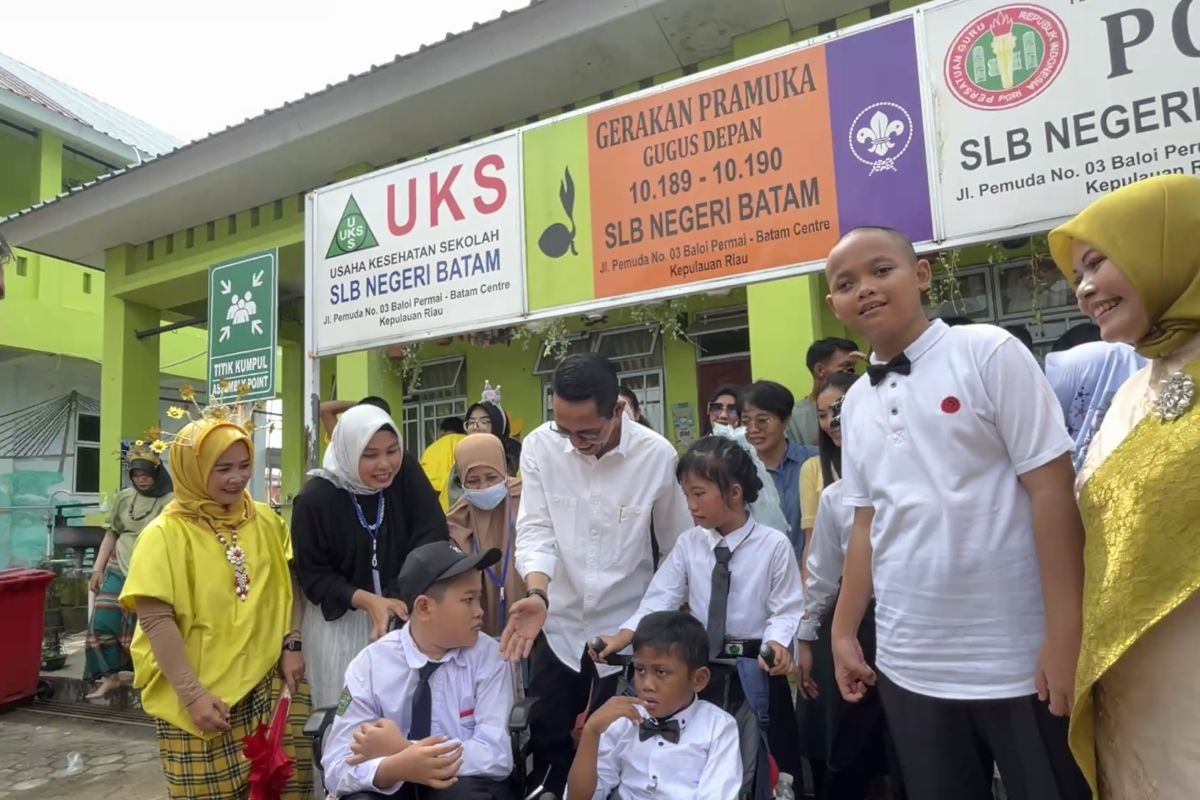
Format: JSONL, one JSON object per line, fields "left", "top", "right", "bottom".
{"left": 587, "top": 638, "right": 632, "bottom": 667}
{"left": 759, "top": 643, "right": 776, "bottom": 669}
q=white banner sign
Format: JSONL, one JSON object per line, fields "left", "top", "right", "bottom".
{"left": 311, "top": 136, "right": 525, "bottom": 355}
{"left": 926, "top": 0, "right": 1200, "bottom": 240}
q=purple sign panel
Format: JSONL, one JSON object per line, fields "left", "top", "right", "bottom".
{"left": 826, "top": 18, "right": 934, "bottom": 243}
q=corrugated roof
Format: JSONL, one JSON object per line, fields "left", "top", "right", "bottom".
{"left": 0, "top": 0, "right": 545, "bottom": 221}
{"left": 0, "top": 51, "right": 182, "bottom": 158}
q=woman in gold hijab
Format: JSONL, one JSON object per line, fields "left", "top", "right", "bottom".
{"left": 446, "top": 433, "right": 525, "bottom": 636}
{"left": 120, "top": 418, "right": 312, "bottom": 799}
{"left": 1049, "top": 174, "right": 1200, "bottom": 798}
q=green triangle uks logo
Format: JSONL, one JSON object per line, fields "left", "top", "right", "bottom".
{"left": 326, "top": 196, "right": 379, "bottom": 258}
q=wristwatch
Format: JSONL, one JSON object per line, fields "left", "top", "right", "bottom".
{"left": 527, "top": 588, "right": 549, "bottom": 611}
{"left": 282, "top": 640, "right": 303, "bottom": 653}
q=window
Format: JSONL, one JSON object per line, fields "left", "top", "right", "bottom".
{"left": 403, "top": 357, "right": 468, "bottom": 453}
{"left": 689, "top": 309, "right": 749, "bottom": 362}
{"left": 922, "top": 266, "right": 993, "bottom": 321}
{"left": 82, "top": 272, "right": 92, "bottom": 294}
{"left": 618, "top": 368, "right": 665, "bottom": 432}
{"left": 533, "top": 335, "right": 590, "bottom": 376}
{"left": 595, "top": 326, "right": 661, "bottom": 371}
{"left": 74, "top": 413, "right": 101, "bottom": 494}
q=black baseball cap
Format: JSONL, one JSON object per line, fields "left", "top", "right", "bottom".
{"left": 394, "top": 541, "right": 501, "bottom": 609}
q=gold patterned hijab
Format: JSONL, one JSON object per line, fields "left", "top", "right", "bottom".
{"left": 1049, "top": 174, "right": 1200, "bottom": 359}
{"left": 160, "top": 419, "right": 258, "bottom": 530}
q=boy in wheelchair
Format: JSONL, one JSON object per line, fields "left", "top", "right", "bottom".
{"left": 320, "top": 541, "right": 517, "bottom": 800}
{"left": 590, "top": 437, "right": 805, "bottom": 799}
{"left": 567, "top": 612, "right": 743, "bottom": 799}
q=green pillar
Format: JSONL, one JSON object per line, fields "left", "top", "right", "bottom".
{"left": 334, "top": 349, "right": 405, "bottom": 414}
{"left": 100, "top": 246, "right": 161, "bottom": 496}
{"left": 747, "top": 278, "right": 825, "bottom": 397}
{"left": 35, "top": 129, "right": 63, "bottom": 204}
{"left": 279, "top": 339, "right": 305, "bottom": 520}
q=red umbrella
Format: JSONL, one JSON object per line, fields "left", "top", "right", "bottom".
{"left": 243, "top": 686, "right": 294, "bottom": 800}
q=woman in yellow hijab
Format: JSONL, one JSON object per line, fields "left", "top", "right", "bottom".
{"left": 120, "top": 418, "right": 312, "bottom": 799}
{"left": 1049, "top": 174, "right": 1200, "bottom": 799}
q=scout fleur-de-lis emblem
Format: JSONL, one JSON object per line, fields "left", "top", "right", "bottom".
{"left": 848, "top": 101, "right": 914, "bottom": 176}
{"left": 857, "top": 110, "right": 905, "bottom": 158}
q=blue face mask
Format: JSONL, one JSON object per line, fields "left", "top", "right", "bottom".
{"left": 464, "top": 481, "right": 508, "bottom": 510}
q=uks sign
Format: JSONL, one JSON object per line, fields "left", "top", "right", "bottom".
{"left": 311, "top": 135, "right": 526, "bottom": 355}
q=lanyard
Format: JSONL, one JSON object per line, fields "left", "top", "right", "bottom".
{"left": 471, "top": 499, "right": 516, "bottom": 623}
{"left": 351, "top": 493, "right": 386, "bottom": 595}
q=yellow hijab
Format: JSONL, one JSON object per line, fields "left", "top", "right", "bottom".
{"left": 161, "top": 418, "right": 258, "bottom": 530}
{"left": 1049, "top": 174, "right": 1200, "bottom": 359}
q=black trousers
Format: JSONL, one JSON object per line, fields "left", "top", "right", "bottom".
{"left": 822, "top": 683, "right": 905, "bottom": 800}
{"left": 876, "top": 673, "right": 1089, "bottom": 800}
{"left": 395, "top": 777, "right": 514, "bottom": 799}
{"left": 527, "top": 634, "right": 619, "bottom": 797}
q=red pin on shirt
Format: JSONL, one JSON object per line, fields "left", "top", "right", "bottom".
{"left": 941, "top": 396, "right": 961, "bottom": 414}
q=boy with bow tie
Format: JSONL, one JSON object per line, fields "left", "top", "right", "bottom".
{"left": 825, "top": 227, "right": 1088, "bottom": 799}
{"left": 566, "top": 612, "right": 742, "bottom": 799}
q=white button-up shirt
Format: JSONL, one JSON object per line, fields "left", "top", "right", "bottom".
{"left": 567, "top": 697, "right": 743, "bottom": 800}
{"left": 321, "top": 626, "right": 514, "bottom": 796}
{"left": 799, "top": 481, "right": 854, "bottom": 641}
{"left": 516, "top": 419, "right": 692, "bottom": 673}
{"left": 840, "top": 320, "right": 1073, "bottom": 700}
{"left": 621, "top": 518, "right": 804, "bottom": 648}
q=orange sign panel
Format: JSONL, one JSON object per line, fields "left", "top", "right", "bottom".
{"left": 587, "top": 48, "right": 841, "bottom": 298}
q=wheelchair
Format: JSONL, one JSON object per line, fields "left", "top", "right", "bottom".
{"left": 580, "top": 641, "right": 767, "bottom": 800}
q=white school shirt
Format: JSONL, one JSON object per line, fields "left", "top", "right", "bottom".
{"left": 321, "top": 625, "right": 514, "bottom": 796}
{"left": 516, "top": 419, "right": 693, "bottom": 674}
{"left": 840, "top": 320, "right": 1073, "bottom": 700}
{"left": 621, "top": 518, "right": 805, "bottom": 649}
{"left": 567, "top": 697, "right": 743, "bottom": 800}
{"left": 798, "top": 481, "right": 854, "bottom": 642}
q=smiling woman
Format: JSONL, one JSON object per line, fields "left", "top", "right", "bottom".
{"left": 291, "top": 404, "right": 448, "bottom": 727}
{"left": 1049, "top": 174, "right": 1200, "bottom": 799}
{"left": 118, "top": 418, "right": 312, "bottom": 800}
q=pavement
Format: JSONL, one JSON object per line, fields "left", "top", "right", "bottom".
{"left": 0, "top": 709, "right": 165, "bottom": 799}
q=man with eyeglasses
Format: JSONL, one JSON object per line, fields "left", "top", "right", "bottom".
{"left": 500, "top": 353, "right": 692, "bottom": 796}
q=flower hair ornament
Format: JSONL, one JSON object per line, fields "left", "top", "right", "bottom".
{"left": 143, "top": 382, "right": 272, "bottom": 602}
{"left": 709, "top": 423, "right": 790, "bottom": 534}
{"left": 124, "top": 440, "right": 162, "bottom": 467}
{"left": 149, "top": 381, "right": 272, "bottom": 452}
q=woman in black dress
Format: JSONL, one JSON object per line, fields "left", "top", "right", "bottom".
{"left": 292, "top": 404, "right": 447, "bottom": 715}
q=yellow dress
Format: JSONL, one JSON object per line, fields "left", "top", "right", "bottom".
{"left": 420, "top": 432, "right": 465, "bottom": 512}
{"left": 799, "top": 455, "right": 824, "bottom": 532}
{"left": 1071, "top": 336, "right": 1200, "bottom": 798}
{"left": 121, "top": 501, "right": 293, "bottom": 737}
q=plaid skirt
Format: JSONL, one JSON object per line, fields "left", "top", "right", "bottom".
{"left": 155, "top": 673, "right": 314, "bottom": 800}
{"left": 84, "top": 567, "right": 137, "bottom": 681}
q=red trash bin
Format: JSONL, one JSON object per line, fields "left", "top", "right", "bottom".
{"left": 0, "top": 568, "right": 57, "bottom": 706}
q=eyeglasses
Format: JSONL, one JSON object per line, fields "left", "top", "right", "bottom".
{"left": 740, "top": 415, "right": 779, "bottom": 431}
{"left": 465, "top": 418, "right": 492, "bottom": 431}
{"left": 708, "top": 402, "right": 738, "bottom": 415}
{"left": 549, "top": 418, "right": 611, "bottom": 444}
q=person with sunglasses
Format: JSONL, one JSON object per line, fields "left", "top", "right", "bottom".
{"left": 705, "top": 385, "right": 743, "bottom": 434}
{"left": 499, "top": 353, "right": 692, "bottom": 797}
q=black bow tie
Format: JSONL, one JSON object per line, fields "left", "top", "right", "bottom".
{"left": 867, "top": 354, "right": 912, "bottom": 386}
{"left": 638, "top": 717, "right": 681, "bottom": 744}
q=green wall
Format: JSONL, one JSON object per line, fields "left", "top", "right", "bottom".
{"left": 0, "top": 128, "right": 38, "bottom": 216}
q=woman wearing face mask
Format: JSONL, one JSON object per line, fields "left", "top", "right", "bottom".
{"left": 446, "top": 434, "right": 525, "bottom": 637}
{"left": 706, "top": 385, "right": 743, "bottom": 434}
{"left": 119, "top": 417, "right": 311, "bottom": 799}
{"left": 1049, "top": 174, "right": 1200, "bottom": 798}
{"left": 291, "top": 405, "right": 448, "bottom": 717}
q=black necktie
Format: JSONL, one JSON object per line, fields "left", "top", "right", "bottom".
{"left": 409, "top": 661, "right": 442, "bottom": 740}
{"left": 867, "top": 353, "right": 912, "bottom": 386}
{"left": 708, "top": 543, "right": 732, "bottom": 661}
{"left": 638, "top": 717, "right": 681, "bottom": 744}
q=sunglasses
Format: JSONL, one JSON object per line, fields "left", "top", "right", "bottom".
{"left": 830, "top": 397, "right": 845, "bottom": 431}
{"left": 708, "top": 402, "right": 738, "bottom": 414}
